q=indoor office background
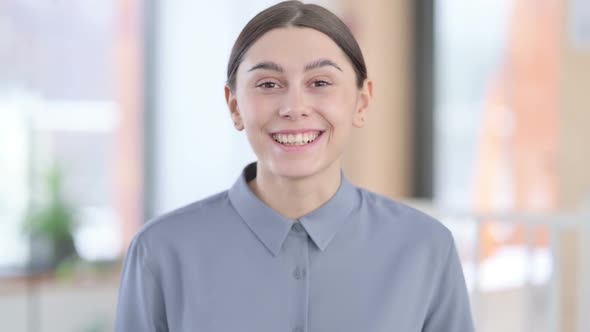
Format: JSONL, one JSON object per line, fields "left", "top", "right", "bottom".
{"left": 0, "top": 0, "right": 589, "bottom": 331}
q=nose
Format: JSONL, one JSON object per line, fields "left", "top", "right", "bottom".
{"left": 278, "top": 86, "right": 310, "bottom": 120}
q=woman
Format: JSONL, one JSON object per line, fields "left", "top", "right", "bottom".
{"left": 115, "top": 1, "right": 474, "bottom": 331}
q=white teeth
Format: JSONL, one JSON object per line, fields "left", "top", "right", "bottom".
{"left": 272, "top": 132, "right": 321, "bottom": 145}
{"left": 295, "top": 133, "right": 303, "bottom": 143}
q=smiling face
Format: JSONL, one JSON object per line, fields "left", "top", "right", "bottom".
{"left": 225, "top": 27, "right": 372, "bottom": 181}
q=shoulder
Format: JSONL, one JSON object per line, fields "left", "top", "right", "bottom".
{"left": 131, "top": 190, "right": 231, "bottom": 245}
{"left": 357, "top": 187, "right": 453, "bottom": 248}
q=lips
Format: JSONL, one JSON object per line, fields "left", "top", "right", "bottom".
{"left": 269, "top": 129, "right": 325, "bottom": 150}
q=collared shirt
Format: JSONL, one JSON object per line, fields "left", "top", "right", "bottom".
{"left": 115, "top": 162, "right": 474, "bottom": 332}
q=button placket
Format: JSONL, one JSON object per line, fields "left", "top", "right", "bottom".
{"left": 288, "top": 220, "right": 309, "bottom": 332}
{"left": 293, "top": 266, "right": 307, "bottom": 280}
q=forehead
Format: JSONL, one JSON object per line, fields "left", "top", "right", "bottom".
{"left": 240, "top": 27, "right": 348, "bottom": 71}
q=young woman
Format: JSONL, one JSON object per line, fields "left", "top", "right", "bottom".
{"left": 115, "top": 1, "right": 474, "bottom": 331}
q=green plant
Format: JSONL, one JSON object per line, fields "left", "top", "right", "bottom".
{"left": 23, "top": 164, "right": 78, "bottom": 269}
{"left": 75, "top": 315, "right": 109, "bottom": 332}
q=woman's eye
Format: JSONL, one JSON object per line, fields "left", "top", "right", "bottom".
{"left": 257, "top": 81, "right": 279, "bottom": 89}
{"left": 312, "top": 80, "right": 331, "bottom": 87}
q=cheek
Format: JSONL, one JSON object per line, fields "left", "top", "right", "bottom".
{"left": 311, "top": 91, "right": 357, "bottom": 125}
{"left": 238, "top": 93, "right": 278, "bottom": 126}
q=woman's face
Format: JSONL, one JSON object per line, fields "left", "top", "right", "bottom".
{"left": 226, "top": 27, "right": 372, "bottom": 180}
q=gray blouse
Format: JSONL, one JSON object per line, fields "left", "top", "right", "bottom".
{"left": 115, "top": 162, "right": 474, "bottom": 331}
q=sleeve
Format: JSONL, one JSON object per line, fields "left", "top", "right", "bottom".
{"left": 422, "top": 238, "right": 475, "bottom": 332}
{"left": 114, "top": 236, "right": 168, "bottom": 332}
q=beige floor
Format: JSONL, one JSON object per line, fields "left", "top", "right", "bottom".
{"left": 0, "top": 282, "right": 119, "bottom": 332}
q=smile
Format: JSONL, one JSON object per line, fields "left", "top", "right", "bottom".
{"left": 270, "top": 130, "right": 324, "bottom": 146}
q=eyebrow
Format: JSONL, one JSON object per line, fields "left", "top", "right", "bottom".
{"left": 248, "top": 61, "right": 284, "bottom": 73}
{"left": 247, "top": 58, "right": 343, "bottom": 73}
{"left": 304, "top": 59, "right": 342, "bottom": 72}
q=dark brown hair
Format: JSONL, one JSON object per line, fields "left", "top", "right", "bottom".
{"left": 226, "top": 0, "right": 367, "bottom": 92}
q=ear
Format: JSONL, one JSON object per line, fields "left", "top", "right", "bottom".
{"left": 352, "top": 79, "right": 373, "bottom": 128}
{"left": 225, "top": 85, "right": 244, "bottom": 131}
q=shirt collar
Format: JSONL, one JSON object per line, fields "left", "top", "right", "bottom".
{"left": 228, "top": 162, "right": 359, "bottom": 256}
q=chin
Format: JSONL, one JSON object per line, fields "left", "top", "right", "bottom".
{"left": 266, "top": 157, "right": 337, "bottom": 181}
{"left": 271, "top": 161, "right": 320, "bottom": 179}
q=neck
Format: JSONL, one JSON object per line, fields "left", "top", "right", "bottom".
{"left": 249, "top": 162, "right": 342, "bottom": 220}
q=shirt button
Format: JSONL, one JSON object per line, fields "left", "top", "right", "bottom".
{"left": 292, "top": 222, "right": 304, "bottom": 233}
{"left": 293, "top": 267, "right": 306, "bottom": 279}
{"left": 293, "top": 327, "right": 304, "bottom": 332}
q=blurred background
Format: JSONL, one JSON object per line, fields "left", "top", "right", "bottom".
{"left": 0, "top": 0, "right": 589, "bottom": 331}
